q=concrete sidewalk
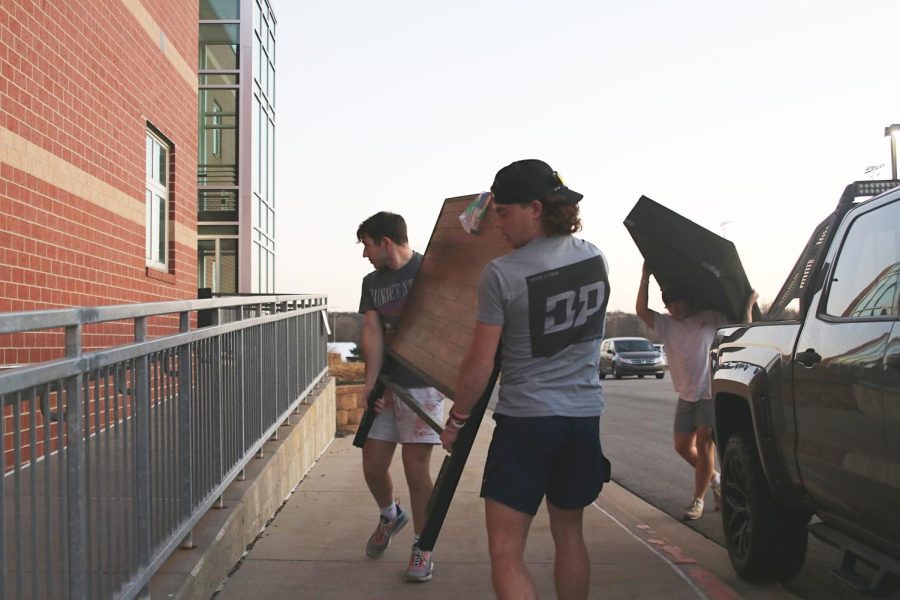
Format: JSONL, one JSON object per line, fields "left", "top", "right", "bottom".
{"left": 212, "top": 411, "right": 799, "bottom": 600}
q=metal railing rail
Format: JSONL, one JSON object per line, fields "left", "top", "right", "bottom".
{"left": 0, "top": 294, "right": 329, "bottom": 600}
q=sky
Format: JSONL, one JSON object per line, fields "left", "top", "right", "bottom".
{"left": 272, "top": 0, "right": 900, "bottom": 314}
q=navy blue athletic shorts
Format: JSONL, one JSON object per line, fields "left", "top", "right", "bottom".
{"left": 480, "top": 414, "right": 611, "bottom": 516}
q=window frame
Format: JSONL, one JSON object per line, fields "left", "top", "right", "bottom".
{"left": 820, "top": 197, "right": 900, "bottom": 321}
{"left": 145, "top": 129, "right": 171, "bottom": 270}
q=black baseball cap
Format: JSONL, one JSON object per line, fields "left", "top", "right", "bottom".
{"left": 491, "top": 159, "right": 583, "bottom": 205}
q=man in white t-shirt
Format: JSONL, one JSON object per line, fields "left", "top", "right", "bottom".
{"left": 636, "top": 262, "right": 757, "bottom": 520}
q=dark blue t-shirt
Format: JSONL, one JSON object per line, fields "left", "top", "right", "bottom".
{"left": 359, "top": 252, "right": 428, "bottom": 388}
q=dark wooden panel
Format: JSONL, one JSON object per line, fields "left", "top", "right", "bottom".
{"left": 390, "top": 194, "right": 512, "bottom": 397}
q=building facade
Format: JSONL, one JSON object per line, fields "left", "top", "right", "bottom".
{"left": 198, "top": 0, "right": 276, "bottom": 294}
{"left": 0, "top": 0, "right": 200, "bottom": 363}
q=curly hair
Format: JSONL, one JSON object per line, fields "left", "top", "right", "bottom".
{"left": 540, "top": 193, "right": 582, "bottom": 236}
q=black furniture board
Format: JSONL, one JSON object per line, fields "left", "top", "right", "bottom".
{"left": 624, "top": 195, "right": 757, "bottom": 323}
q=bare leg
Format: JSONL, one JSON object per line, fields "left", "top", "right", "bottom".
{"left": 485, "top": 498, "right": 538, "bottom": 600}
{"left": 362, "top": 438, "right": 397, "bottom": 508}
{"left": 693, "top": 426, "right": 715, "bottom": 500}
{"left": 547, "top": 500, "right": 590, "bottom": 600}
{"left": 401, "top": 443, "right": 434, "bottom": 535}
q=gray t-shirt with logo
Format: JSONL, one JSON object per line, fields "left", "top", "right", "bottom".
{"left": 477, "top": 235, "right": 609, "bottom": 417}
{"left": 359, "top": 252, "right": 428, "bottom": 389}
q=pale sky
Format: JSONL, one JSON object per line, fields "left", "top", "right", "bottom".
{"left": 273, "top": 0, "right": 900, "bottom": 313}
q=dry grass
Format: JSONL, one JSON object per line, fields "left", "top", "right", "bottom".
{"left": 329, "top": 360, "right": 365, "bottom": 384}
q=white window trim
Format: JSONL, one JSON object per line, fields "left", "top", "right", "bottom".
{"left": 145, "top": 130, "right": 170, "bottom": 269}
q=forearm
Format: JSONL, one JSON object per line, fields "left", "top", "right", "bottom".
{"left": 449, "top": 351, "right": 495, "bottom": 417}
{"left": 636, "top": 272, "right": 654, "bottom": 328}
{"left": 360, "top": 314, "right": 384, "bottom": 389}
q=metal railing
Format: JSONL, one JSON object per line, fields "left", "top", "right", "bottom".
{"left": 0, "top": 295, "right": 329, "bottom": 600}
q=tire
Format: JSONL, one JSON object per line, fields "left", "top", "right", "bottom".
{"left": 599, "top": 370, "right": 606, "bottom": 380}
{"left": 721, "top": 432, "right": 810, "bottom": 582}
{"left": 655, "top": 373, "right": 664, "bottom": 380}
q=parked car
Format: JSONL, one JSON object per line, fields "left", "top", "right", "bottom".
{"left": 710, "top": 180, "right": 900, "bottom": 595}
{"left": 599, "top": 337, "right": 665, "bottom": 379}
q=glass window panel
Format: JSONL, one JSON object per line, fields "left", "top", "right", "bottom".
{"left": 199, "top": 225, "right": 239, "bottom": 236}
{"left": 155, "top": 193, "right": 166, "bottom": 263}
{"left": 198, "top": 239, "right": 216, "bottom": 290}
{"left": 268, "top": 251, "right": 274, "bottom": 292}
{"left": 252, "top": 243, "right": 260, "bottom": 293}
{"left": 200, "top": 73, "right": 239, "bottom": 85}
{"left": 825, "top": 200, "right": 900, "bottom": 318}
{"left": 146, "top": 135, "right": 152, "bottom": 179}
{"left": 267, "top": 118, "right": 274, "bottom": 204}
{"left": 200, "top": 0, "right": 239, "bottom": 20}
{"left": 199, "top": 24, "right": 239, "bottom": 70}
{"left": 145, "top": 189, "right": 153, "bottom": 260}
{"left": 198, "top": 89, "right": 238, "bottom": 186}
{"left": 252, "top": 195, "right": 260, "bottom": 229}
{"left": 252, "top": 97, "right": 260, "bottom": 193}
{"left": 253, "top": 0, "right": 261, "bottom": 30}
{"left": 198, "top": 190, "right": 238, "bottom": 221}
{"left": 219, "top": 238, "right": 238, "bottom": 293}
{"left": 268, "top": 62, "right": 275, "bottom": 103}
{"left": 155, "top": 142, "right": 166, "bottom": 186}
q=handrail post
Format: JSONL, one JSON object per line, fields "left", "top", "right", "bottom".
{"left": 65, "top": 323, "right": 88, "bottom": 599}
{"left": 134, "top": 317, "right": 152, "bottom": 598}
{"left": 178, "top": 312, "right": 194, "bottom": 549}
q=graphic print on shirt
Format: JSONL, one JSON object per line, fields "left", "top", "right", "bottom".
{"left": 526, "top": 256, "right": 608, "bottom": 358}
{"left": 368, "top": 278, "right": 414, "bottom": 334}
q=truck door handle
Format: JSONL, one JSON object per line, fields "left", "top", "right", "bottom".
{"left": 796, "top": 349, "right": 822, "bottom": 367}
{"left": 886, "top": 353, "right": 900, "bottom": 370}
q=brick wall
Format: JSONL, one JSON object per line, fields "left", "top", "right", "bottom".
{"left": 0, "top": 0, "right": 199, "bottom": 330}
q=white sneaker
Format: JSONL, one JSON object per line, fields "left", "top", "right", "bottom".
{"left": 683, "top": 498, "right": 704, "bottom": 520}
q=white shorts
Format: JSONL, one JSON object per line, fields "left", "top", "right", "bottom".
{"left": 368, "top": 387, "right": 444, "bottom": 445}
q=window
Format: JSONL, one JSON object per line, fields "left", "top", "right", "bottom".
{"left": 825, "top": 200, "right": 900, "bottom": 318}
{"left": 145, "top": 130, "right": 170, "bottom": 268}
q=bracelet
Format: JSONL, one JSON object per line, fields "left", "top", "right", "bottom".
{"left": 449, "top": 409, "right": 470, "bottom": 422}
{"left": 444, "top": 417, "right": 466, "bottom": 432}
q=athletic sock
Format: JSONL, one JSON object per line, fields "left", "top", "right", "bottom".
{"left": 380, "top": 502, "right": 398, "bottom": 521}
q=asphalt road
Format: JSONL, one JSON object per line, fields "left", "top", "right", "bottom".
{"left": 600, "top": 376, "right": 899, "bottom": 600}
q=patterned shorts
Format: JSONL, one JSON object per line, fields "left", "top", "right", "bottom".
{"left": 368, "top": 387, "right": 444, "bottom": 445}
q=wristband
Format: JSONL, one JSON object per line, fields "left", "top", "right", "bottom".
{"left": 444, "top": 417, "right": 466, "bottom": 432}
{"left": 449, "top": 409, "right": 470, "bottom": 422}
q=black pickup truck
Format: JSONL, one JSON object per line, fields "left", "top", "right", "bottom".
{"left": 710, "top": 180, "right": 900, "bottom": 595}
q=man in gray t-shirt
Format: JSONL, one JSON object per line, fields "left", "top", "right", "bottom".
{"left": 356, "top": 212, "right": 444, "bottom": 583}
{"left": 440, "top": 160, "right": 611, "bottom": 599}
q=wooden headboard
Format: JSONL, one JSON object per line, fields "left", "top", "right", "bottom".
{"left": 389, "top": 194, "right": 512, "bottom": 397}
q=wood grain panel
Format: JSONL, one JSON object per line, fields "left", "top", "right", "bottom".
{"left": 390, "top": 194, "right": 512, "bottom": 397}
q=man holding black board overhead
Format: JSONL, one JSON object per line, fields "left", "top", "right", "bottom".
{"left": 440, "top": 160, "right": 611, "bottom": 600}
{"left": 356, "top": 212, "right": 444, "bottom": 582}
{"left": 636, "top": 262, "right": 757, "bottom": 520}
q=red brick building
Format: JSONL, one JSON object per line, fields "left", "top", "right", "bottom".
{"left": 0, "top": 0, "right": 200, "bottom": 363}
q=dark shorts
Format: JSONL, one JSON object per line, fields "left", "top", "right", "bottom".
{"left": 480, "top": 415, "right": 611, "bottom": 516}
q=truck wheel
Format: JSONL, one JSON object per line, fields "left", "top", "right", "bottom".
{"left": 599, "top": 370, "right": 606, "bottom": 380}
{"left": 722, "top": 432, "right": 810, "bottom": 582}
{"left": 655, "top": 373, "right": 664, "bottom": 379}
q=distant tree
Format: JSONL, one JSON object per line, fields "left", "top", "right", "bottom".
{"left": 327, "top": 311, "right": 364, "bottom": 342}
{"left": 347, "top": 344, "right": 363, "bottom": 362}
{"left": 604, "top": 311, "right": 655, "bottom": 340}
